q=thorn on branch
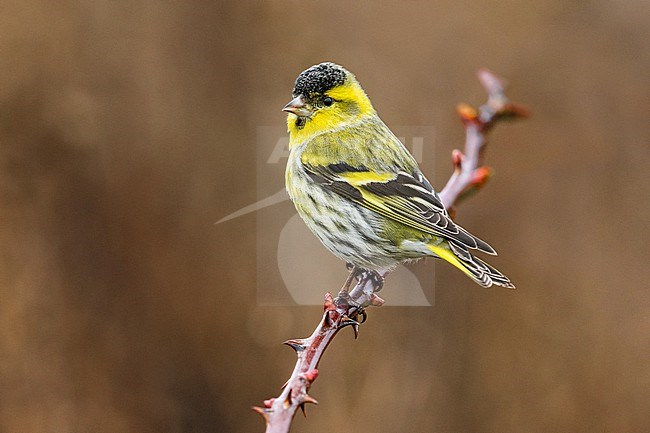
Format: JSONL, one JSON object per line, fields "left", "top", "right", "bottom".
{"left": 252, "top": 406, "right": 270, "bottom": 424}
{"left": 283, "top": 388, "right": 292, "bottom": 408}
{"left": 301, "top": 394, "right": 319, "bottom": 406}
{"left": 323, "top": 310, "right": 332, "bottom": 327}
{"left": 283, "top": 339, "right": 306, "bottom": 353}
{"left": 299, "top": 394, "right": 319, "bottom": 416}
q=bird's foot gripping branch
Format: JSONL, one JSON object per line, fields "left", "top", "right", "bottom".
{"left": 255, "top": 69, "right": 527, "bottom": 433}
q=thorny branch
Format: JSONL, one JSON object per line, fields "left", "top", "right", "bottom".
{"left": 254, "top": 69, "right": 528, "bottom": 433}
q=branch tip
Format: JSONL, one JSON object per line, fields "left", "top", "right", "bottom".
{"left": 477, "top": 68, "right": 507, "bottom": 95}
{"left": 440, "top": 68, "right": 527, "bottom": 209}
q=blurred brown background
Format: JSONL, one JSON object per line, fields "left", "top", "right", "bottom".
{"left": 1, "top": 1, "right": 648, "bottom": 432}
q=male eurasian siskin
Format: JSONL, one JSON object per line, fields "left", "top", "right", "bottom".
{"left": 283, "top": 62, "right": 514, "bottom": 289}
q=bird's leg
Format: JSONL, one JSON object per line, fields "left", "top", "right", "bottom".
{"left": 368, "top": 270, "right": 385, "bottom": 292}
{"left": 334, "top": 265, "right": 362, "bottom": 317}
{"left": 339, "top": 264, "right": 359, "bottom": 296}
{"left": 333, "top": 265, "right": 382, "bottom": 334}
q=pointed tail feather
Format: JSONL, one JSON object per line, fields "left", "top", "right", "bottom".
{"left": 427, "top": 241, "right": 515, "bottom": 289}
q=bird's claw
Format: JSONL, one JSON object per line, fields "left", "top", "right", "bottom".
{"left": 338, "top": 315, "right": 360, "bottom": 338}
{"left": 355, "top": 306, "right": 367, "bottom": 324}
{"left": 338, "top": 315, "right": 360, "bottom": 328}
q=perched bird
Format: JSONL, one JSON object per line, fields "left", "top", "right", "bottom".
{"left": 283, "top": 62, "right": 514, "bottom": 289}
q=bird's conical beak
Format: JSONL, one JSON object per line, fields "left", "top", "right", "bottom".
{"left": 282, "top": 95, "right": 312, "bottom": 117}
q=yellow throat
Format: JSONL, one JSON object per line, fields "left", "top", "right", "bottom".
{"left": 286, "top": 77, "right": 375, "bottom": 146}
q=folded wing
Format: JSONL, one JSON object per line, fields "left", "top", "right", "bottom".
{"left": 303, "top": 162, "right": 497, "bottom": 255}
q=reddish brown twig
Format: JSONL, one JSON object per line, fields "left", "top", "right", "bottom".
{"left": 439, "top": 68, "right": 529, "bottom": 213}
{"left": 255, "top": 69, "right": 527, "bottom": 433}
{"left": 254, "top": 273, "right": 386, "bottom": 433}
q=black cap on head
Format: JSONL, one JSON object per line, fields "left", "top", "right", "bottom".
{"left": 293, "top": 62, "right": 347, "bottom": 97}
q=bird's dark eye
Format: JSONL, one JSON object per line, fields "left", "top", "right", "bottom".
{"left": 322, "top": 97, "right": 334, "bottom": 107}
